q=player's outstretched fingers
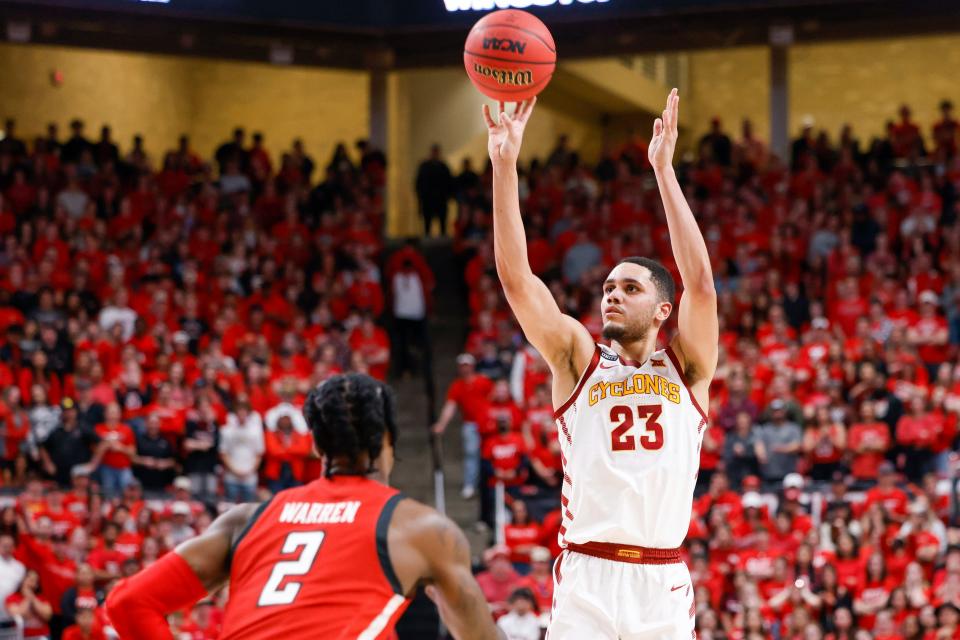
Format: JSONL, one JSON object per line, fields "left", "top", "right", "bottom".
{"left": 482, "top": 104, "right": 496, "bottom": 129}
{"left": 653, "top": 118, "right": 663, "bottom": 138}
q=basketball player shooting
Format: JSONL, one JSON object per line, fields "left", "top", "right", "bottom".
{"left": 106, "top": 373, "right": 503, "bottom": 640}
{"left": 483, "top": 89, "right": 717, "bottom": 639}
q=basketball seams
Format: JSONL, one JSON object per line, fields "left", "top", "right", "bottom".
{"left": 468, "top": 23, "right": 557, "bottom": 53}
{"left": 464, "top": 50, "right": 557, "bottom": 65}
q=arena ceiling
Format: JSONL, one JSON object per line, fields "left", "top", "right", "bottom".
{"left": 0, "top": 0, "right": 958, "bottom": 69}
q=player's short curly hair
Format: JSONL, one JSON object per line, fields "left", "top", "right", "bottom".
{"left": 618, "top": 256, "right": 676, "bottom": 305}
{"left": 303, "top": 373, "right": 397, "bottom": 476}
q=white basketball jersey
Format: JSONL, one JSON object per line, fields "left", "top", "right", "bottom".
{"left": 554, "top": 343, "right": 708, "bottom": 549}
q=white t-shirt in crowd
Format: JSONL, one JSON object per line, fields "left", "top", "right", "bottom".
{"left": 219, "top": 412, "right": 266, "bottom": 482}
{"left": 0, "top": 554, "right": 25, "bottom": 621}
{"left": 392, "top": 272, "right": 426, "bottom": 320}
{"left": 496, "top": 611, "right": 542, "bottom": 640}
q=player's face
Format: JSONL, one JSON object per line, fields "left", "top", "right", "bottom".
{"left": 600, "top": 263, "right": 670, "bottom": 344}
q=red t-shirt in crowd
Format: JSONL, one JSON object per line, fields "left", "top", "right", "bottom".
{"left": 14, "top": 535, "right": 76, "bottom": 614}
{"left": 62, "top": 624, "right": 107, "bottom": 640}
{"left": 848, "top": 421, "right": 891, "bottom": 479}
{"left": 4, "top": 593, "right": 52, "bottom": 637}
{"left": 482, "top": 432, "right": 527, "bottom": 486}
{"left": 94, "top": 423, "right": 136, "bottom": 469}
{"left": 446, "top": 375, "right": 493, "bottom": 424}
{"left": 87, "top": 544, "right": 128, "bottom": 578}
{"left": 896, "top": 414, "right": 939, "bottom": 449}
{"left": 504, "top": 521, "right": 541, "bottom": 564}
{"left": 864, "top": 486, "right": 909, "bottom": 519}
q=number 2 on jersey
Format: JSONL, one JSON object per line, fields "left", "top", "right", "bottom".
{"left": 258, "top": 531, "right": 326, "bottom": 606}
{"left": 610, "top": 404, "right": 664, "bottom": 451}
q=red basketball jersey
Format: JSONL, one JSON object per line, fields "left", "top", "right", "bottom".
{"left": 220, "top": 476, "right": 409, "bottom": 639}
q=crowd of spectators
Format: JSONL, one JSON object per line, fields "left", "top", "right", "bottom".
{"left": 442, "top": 101, "right": 960, "bottom": 639}
{"left": 0, "top": 117, "right": 400, "bottom": 638}
{"left": 1, "top": 94, "right": 960, "bottom": 640}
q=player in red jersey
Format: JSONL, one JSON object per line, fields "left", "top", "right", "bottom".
{"left": 107, "top": 373, "right": 502, "bottom": 640}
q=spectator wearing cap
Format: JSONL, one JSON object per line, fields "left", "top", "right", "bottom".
{"left": 133, "top": 414, "right": 177, "bottom": 492}
{"left": 723, "top": 410, "right": 767, "bottom": 489}
{"left": 496, "top": 587, "right": 541, "bottom": 640}
{"left": 72, "top": 382, "right": 104, "bottom": 434}
{"left": 167, "top": 502, "right": 197, "bottom": 548}
{"left": 168, "top": 476, "right": 205, "bottom": 519}
{"left": 40, "top": 397, "right": 99, "bottom": 487}
{"left": 432, "top": 353, "right": 493, "bottom": 500}
{"left": 758, "top": 399, "right": 803, "bottom": 487}
{"left": 517, "top": 546, "right": 553, "bottom": 615}
{"left": 476, "top": 545, "right": 521, "bottom": 617}
{"left": 219, "top": 395, "right": 265, "bottom": 503}
{"left": 90, "top": 403, "right": 136, "bottom": 499}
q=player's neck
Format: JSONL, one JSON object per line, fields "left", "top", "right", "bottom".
{"left": 610, "top": 334, "right": 659, "bottom": 365}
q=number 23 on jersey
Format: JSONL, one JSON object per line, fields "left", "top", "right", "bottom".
{"left": 609, "top": 404, "right": 664, "bottom": 452}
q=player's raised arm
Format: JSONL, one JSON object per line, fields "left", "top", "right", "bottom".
{"left": 650, "top": 89, "right": 719, "bottom": 405}
{"left": 483, "top": 99, "right": 594, "bottom": 388}
{"left": 106, "top": 502, "right": 259, "bottom": 639}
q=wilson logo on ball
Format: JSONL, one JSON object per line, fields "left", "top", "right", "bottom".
{"left": 472, "top": 63, "right": 534, "bottom": 86}
{"left": 482, "top": 37, "right": 527, "bottom": 54}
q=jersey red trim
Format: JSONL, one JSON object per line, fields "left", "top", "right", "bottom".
{"left": 664, "top": 345, "right": 709, "bottom": 423}
{"left": 552, "top": 345, "right": 601, "bottom": 420}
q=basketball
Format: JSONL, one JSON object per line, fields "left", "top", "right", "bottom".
{"left": 463, "top": 9, "right": 556, "bottom": 103}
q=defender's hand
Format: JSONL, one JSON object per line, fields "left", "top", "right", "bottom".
{"left": 483, "top": 97, "right": 536, "bottom": 168}
{"left": 648, "top": 88, "right": 679, "bottom": 172}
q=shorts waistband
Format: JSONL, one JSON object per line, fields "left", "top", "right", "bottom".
{"left": 566, "top": 541, "right": 682, "bottom": 565}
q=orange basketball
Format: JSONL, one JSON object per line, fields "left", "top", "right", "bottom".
{"left": 463, "top": 9, "right": 556, "bottom": 103}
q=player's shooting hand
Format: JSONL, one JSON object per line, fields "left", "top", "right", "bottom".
{"left": 482, "top": 97, "right": 536, "bottom": 167}
{"left": 648, "top": 88, "right": 679, "bottom": 172}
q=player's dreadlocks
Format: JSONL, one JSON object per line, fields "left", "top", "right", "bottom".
{"left": 303, "top": 373, "right": 398, "bottom": 477}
